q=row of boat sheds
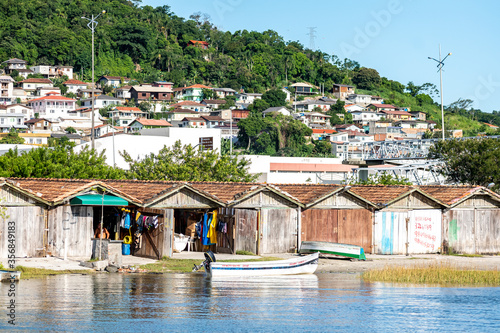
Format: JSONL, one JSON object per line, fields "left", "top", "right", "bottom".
{"left": 1, "top": 177, "right": 500, "bottom": 261}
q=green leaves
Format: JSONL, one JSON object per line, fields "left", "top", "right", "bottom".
{"left": 121, "top": 140, "right": 257, "bottom": 182}
{"left": 428, "top": 138, "right": 500, "bottom": 188}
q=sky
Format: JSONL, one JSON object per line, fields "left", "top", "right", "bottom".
{"left": 141, "top": 0, "right": 500, "bottom": 113}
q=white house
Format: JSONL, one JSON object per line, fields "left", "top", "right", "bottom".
{"left": 0, "top": 104, "right": 33, "bottom": 121}
{"left": 26, "top": 93, "right": 76, "bottom": 120}
{"left": 0, "top": 113, "right": 26, "bottom": 132}
{"left": 115, "top": 86, "right": 132, "bottom": 100}
{"left": 212, "top": 87, "right": 236, "bottom": 99}
{"left": 0, "top": 75, "right": 15, "bottom": 104}
{"left": 2, "top": 58, "right": 27, "bottom": 74}
{"left": 201, "top": 116, "right": 225, "bottom": 128}
{"left": 30, "top": 65, "right": 73, "bottom": 79}
{"left": 351, "top": 110, "right": 382, "bottom": 126}
{"left": 63, "top": 79, "right": 87, "bottom": 94}
{"left": 20, "top": 78, "right": 53, "bottom": 97}
{"left": 344, "top": 104, "right": 365, "bottom": 112}
{"left": 235, "top": 93, "right": 262, "bottom": 104}
{"left": 292, "top": 99, "right": 335, "bottom": 112}
{"left": 169, "top": 101, "right": 208, "bottom": 112}
{"left": 263, "top": 106, "right": 292, "bottom": 116}
{"left": 346, "top": 94, "right": 384, "bottom": 105}
{"left": 294, "top": 112, "right": 331, "bottom": 128}
{"left": 128, "top": 118, "right": 172, "bottom": 133}
{"left": 93, "top": 124, "right": 124, "bottom": 138}
{"left": 81, "top": 95, "right": 123, "bottom": 109}
{"left": 180, "top": 117, "right": 207, "bottom": 128}
{"left": 108, "top": 106, "right": 146, "bottom": 126}
{"left": 98, "top": 76, "right": 130, "bottom": 88}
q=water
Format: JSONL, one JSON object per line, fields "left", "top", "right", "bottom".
{"left": 1, "top": 273, "right": 500, "bottom": 332}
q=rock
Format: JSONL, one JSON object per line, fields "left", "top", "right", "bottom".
{"left": 105, "top": 265, "right": 119, "bottom": 273}
{"left": 79, "top": 261, "right": 93, "bottom": 268}
{"left": 92, "top": 260, "right": 109, "bottom": 271}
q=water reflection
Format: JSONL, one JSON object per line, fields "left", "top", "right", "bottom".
{"left": 0, "top": 273, "right": 499, "bottom": 331}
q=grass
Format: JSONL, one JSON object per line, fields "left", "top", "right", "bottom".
{"left": 236, "top": 250, "right": 255, "bottom": 255}
{"left": 362, "top": 262, "right": 500, "bottom": 286}
{"left": 14, "top": 266, "right": 95, "bottom": 279}
{"left": 140, "top": 256, "right": 284, "bottom": 273}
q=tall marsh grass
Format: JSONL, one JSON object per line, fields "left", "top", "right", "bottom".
{"left": 362, "top": 262, "right": 500, "bottom": 286}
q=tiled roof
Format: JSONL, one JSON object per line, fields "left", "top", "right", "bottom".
{"left": 171, "top": 101, "right": 204, "bottom": 107}
{"left": 170, "top": 108, "right": 197, "bottom": 113}
{"left": 348, "top": 185, "right": 413, "bottom": 205}
{"left": 28, "top": 95, "right": 76, "bottom": 102}
{"left": 370, "top": 104, "right": 397, "bottom": 109}
{"left": 270, "top": 184, "right": 341, "bottom": 204}
{"left": 132, "top": 118, "right": 172, "bottom": 126}
{"left": 114, "top": 107, "right": 141, "bottom": 112}
{"left": 417, "top": 185, "right": 486, "bottom": 205}
{"left": 312, "top": 129, "right": 337, "bottom": 134}
{"left": 189, "top": 182, "right": 264, "bottom": 204}
{"left": 185, "top": 84, "right": 212, "bottom": 89}
{"left": 22, "top": 78, "right": 52, "bottom": 84}
{"left": 201, "top": 116, "right": 224, "bottom": 121}
{"left": 202, "top": 99, "right": 226, "bottom": 104}
{"left": 6, "top": 178, "right": 97, "bottom": 203}
{"left": 380, "top": 110, "right": 412, "bottom": 116}
{"left": 103, "top": 180, "right": 187, "bottom": 203}
{"left": 63, "top": 79, "right": 87, "bottom": 85}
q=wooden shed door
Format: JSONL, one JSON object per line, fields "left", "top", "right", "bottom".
{"left": 337, "top": 209, "right": 372, "bottom": 253}
{"left": 260, "top": 208, "right": 297, "bottom": 254}
{"left": 235, "top": 209, "right": 258, "bottom": 254}
{"left": 301, "top": 209, "right": 338, "bottom": 243}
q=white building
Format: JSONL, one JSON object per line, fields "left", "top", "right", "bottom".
{"left": 30, "top": 65, "right": 73, "bottom": 79}
{"left": 20, "top": 78, "right": 53, "bottom": 97}
{"left": 0, "top": 75, "right": 15, "bottom": 104}
{"left": 63, "top": 79, "right": 87, "bottom": 94}
{"left": 0, "top": 104, "right": 34, "bottom": 121}
{"left": 108, "top": 106, "right": 145, "bottom": 126}
{"left": 81, "top": 95, "right": 123, "bottom": 109}
{"left": 240, "top": 155, "right": 354, "bottom": 184}
{"left": 351, "top": 110, "right": 382, "bottom": 126}
{"left": 75, "top": 128, "right": 222, "bottom": 169}
{"left": 0, "top": 113, "right": 26, "bottom": 132}
{"left": 26, "top": 93, "right": 76, "bottom": 120}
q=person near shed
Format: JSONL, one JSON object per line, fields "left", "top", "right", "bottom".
{"left": 94, "top": 224, "right": 110, "bottom": 239}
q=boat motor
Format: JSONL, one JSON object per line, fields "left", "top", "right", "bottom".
{"left": 192, "top": 251, "right": 216, "bottom": 273}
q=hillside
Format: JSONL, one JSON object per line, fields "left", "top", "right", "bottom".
{"left": 1, "top": 0, "right": 498, "bottom": 135}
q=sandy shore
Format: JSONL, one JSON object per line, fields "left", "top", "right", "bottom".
{"left": 2, "top": 253, "right": 499, "bottom": 273}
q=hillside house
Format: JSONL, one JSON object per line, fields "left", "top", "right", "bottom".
{"left": 181, "top": 84, "right": 212, "bottom": 102}
{"left": 81, "top": 95, "right": 123, "bottom": 109}
{"left": 98, "top": 76, "right": 131, "bottom": 88}
{"left": 201, "top": 99, "right": 226, "bottom": 109}
{"left": 188, "top": 40, "right": 209, "bottom": 49}
{"left": 2, "top": 58, "right": 27, "bottom": 74}
{"left": 294, "top": 112, "right": 331, "bottom": 128}
{"left": 212, "top": 88, "right": 236, "bottom": 99}
{"left": 63, "top": 79, "right": 87, "bottom": 94}
{"left": 332, "top": 84, "right": 355, "bottom": 100}
{"left": 290, "top": 82, "right": 316, "bottom": 96}
{"left": 130, "top": 85, "right": 173, "bottom": 102}
{"left": 351, "top": 110, "right": 382, "bottom": 126}
{"left": 180, "top": 117, "right": 207, "bottom": 128}
{"left": 368, "top": 104, "right": 397, "bottom": 112}
{"left": 379, "top": 110, "right": 413, "bottom": 121}
{"left": 24, "top": 118, "right": 58, "bottom": 132}
{"left": 201, "top": 116, "right": 225, "bottom": 128}
{"left": 20, "top": 78, "right": 53, "bottom": 97}
{"left": 0, "top": 113, "right": 26, "bottom": 132}
{"left": 346, "top": 94, "right": 383, "bottom": 105}
{"left": 0, "top": 104, "right": 33, "bottom": 121}
{"left": 0, "top": 75, "right": 15, "bottom": 104}
{"left": 115, "top": 86, "right": 132, "bottom": 100}
{"left": 128, "top": 118, "right": 172, "bottom": 132}
{"left": 27, "top": 93, "right": 76, "bottom": 120}
{"left": 263, "top": 106, "right": 292, "bottom": 116}
{"left": 169, "top": 101, "right": 208, "bottom": 112}
{"left": 108, "top": 106, "right": 146, "bottom": 126}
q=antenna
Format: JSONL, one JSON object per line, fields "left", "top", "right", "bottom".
{"left": 307, "top": 27, "right": 317, "bottom": 50}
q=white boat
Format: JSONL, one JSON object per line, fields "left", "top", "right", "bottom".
{"left": 0, "top": 270, "right": 21, "bottom": 282}
{"left": 299, "top": 241, "right": 366, "bottom": 260}
{"left": 193, "top": 251, "right": 319, "bottom": 277}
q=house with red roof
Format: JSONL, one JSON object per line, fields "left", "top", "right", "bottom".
{"left": 63, "top": 79, "right": 87, "bottom": 94}
{"left": 20, "top": 78, "right": 53, "bottom": 97}
{"left": 108, "top": 106, "right": 146, "bottom": 126}
{"left": 180, "top": 117, "right": 207, "bottom": 128}
{"left": 379, "top": 110, "right": 412, "bottom": 121}
{"left": 367, "top": 104, "right": 397, "bottom": 112}
{"left": 169, "top": 100, "right": 208, "bottom": 112}
{"left": 181, "top": 84, "right": 212, "bottom": 102}
{"left": 188, "top": 40, "right": 209, "bottom": 50}
{"left": 26, "top": 92, "right": 76, "bottom": 120}
{"left": 128, "top": 118, "right": 172, "bottom": 132}
{"left": 311, "top": 128, "right": 337, "bottom": 140}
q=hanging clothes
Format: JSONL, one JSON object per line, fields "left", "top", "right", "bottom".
{"left": 152, "top": 216, "right": 159, "bottom": 228}
{"left": 207, "top": 209, "right": 217, "bottom": 245}
{"left": 122, "top": 212, "right": 131, "bottom": 229}
{"left": 202, "top": 213, "right": 215, "bottom": 246}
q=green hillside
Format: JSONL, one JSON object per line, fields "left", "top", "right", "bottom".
{"left": 1, "top": 0, "right": 498, "bottom": 136}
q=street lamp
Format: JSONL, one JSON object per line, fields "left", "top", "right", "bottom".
{"left": 428, "top": 44, "right": 451, "bottom": 140}
{"left": 82, "top": 10, "right": 106, "bottom": 150}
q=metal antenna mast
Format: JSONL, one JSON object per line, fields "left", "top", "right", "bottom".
{"left": 307, "top": 27, "right": 317, "bottom": 50}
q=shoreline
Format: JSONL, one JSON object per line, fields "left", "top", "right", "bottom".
{"left": 3, "top": 253, "right": 499, "bottom": 278}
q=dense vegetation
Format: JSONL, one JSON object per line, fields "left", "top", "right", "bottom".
{"left": 2, "top": 0, "right": 499, "bottom": 155}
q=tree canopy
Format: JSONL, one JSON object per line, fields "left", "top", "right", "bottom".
{"left": 121, "top": 140, "right": 257, "bottom": 182}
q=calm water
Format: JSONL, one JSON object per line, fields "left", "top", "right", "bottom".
{"left": 1, "top": 273, "right": 500, "bottom": 332}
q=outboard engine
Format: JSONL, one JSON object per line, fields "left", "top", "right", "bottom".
{"left": 192, "top": 251, "right": 216, "bottom": 274}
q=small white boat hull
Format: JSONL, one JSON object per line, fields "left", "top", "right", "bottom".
{"left": 207, "top": 252, "right": 319, "bottom": 277}
{"left": 299, "top": 241, "right": 366, "bottom": 260}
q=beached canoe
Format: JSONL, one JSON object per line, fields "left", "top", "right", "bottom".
{"left": 193, "top": 251, "right": 319, "bottom": 277}
{"left": 299, "top": 241, "right": 366, "bottom": 260}
{"left": 0, "top": 270, "right": 21, "bottom": 282}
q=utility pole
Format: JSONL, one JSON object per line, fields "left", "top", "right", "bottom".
{"left": 428, "top": 45, "right": 451, "bottom": 140}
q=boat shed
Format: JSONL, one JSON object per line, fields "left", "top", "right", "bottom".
{"left": 350, "top": 185, "right": 447, "bottom": 255}
{"left": 4, "top": 178, "right": 140, "bottom": 259}
{"left": 191, "top": 182, "right": 303, "bottom": 255}
{"left": 273, "top": 184, "right": 376, "bottom": 254}
{"left": 419, "top": 186, "right": 500, "bottom": 254}
{"left": 0, "top": 179, "right": 49, "bottom": 259}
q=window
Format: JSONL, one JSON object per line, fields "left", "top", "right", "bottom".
{"left": 36, "top": 139, "right": 42, "bottom": 144}
{"left": 29, "top": 138, "right": 34, "bottom": 143}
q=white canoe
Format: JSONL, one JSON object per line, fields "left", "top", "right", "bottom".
{"left": 206, "top": 252, "right": 319, "bottom": 277}
{"left": 0, "top": 270, "right": 21, "bottom": 282}
{"left": 299, "top": 241, "right": 366, "bottom": 260}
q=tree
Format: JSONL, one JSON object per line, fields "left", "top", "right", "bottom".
{"left": 202, "top": 88, "right": 216, "bottom": 100}
{"left": 428, "top": 138, "right": 500, "bottom": 189}
{"left": 262, "top": 89, "right": 286, "bottom": 107}
{"left": 352, "top": 67, "right": 380, "bottom": 89}
{"left": 0, "top": 129, "right": 24, "bottom": 144}
{"left": 0, "top": 146, "right": 124, "bottom": 179}
{"left": 347, "top": 172, "right": 412, "bottom": 185}
{"left": 248, "top": 99, "right": 270, "bottom": 114}
{"left": 65, "top": 127, "right": 77, "bottom": 134}
{"left": 121, "top": 140, "right": 258, "bottom": 182}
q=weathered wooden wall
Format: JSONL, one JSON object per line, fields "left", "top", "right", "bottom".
{"left": 301, "top": 209, "right": 338, "bottom": 243}
{"left": 338, "top": 209, "right": 372, "bottom": 253}
{"left": 0, "top": 206, "right": 45, "bottom": 259}
{"left": 47, "top": 206, "right": 93, "bottom": 258}
{"left": 260, "top": 208, "right": 297, "bottom": 254}
{"left": 444, "top": 209, "right": 500, "bottom": 254}
{"left": 148, "top": 188, "right": 217, "bottom": 209}
{"left": 234, "top": 208, "right": 257, "bottom": 254}
{"left": 374, "top": 209, "right": 442, "bottom": 255}
{"left": 133, "top": 208, "right": 165, "bottom": 259}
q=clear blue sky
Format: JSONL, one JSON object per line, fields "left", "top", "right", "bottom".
{"left": 142, "top": 0, "right": 500, "bottom": 112}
